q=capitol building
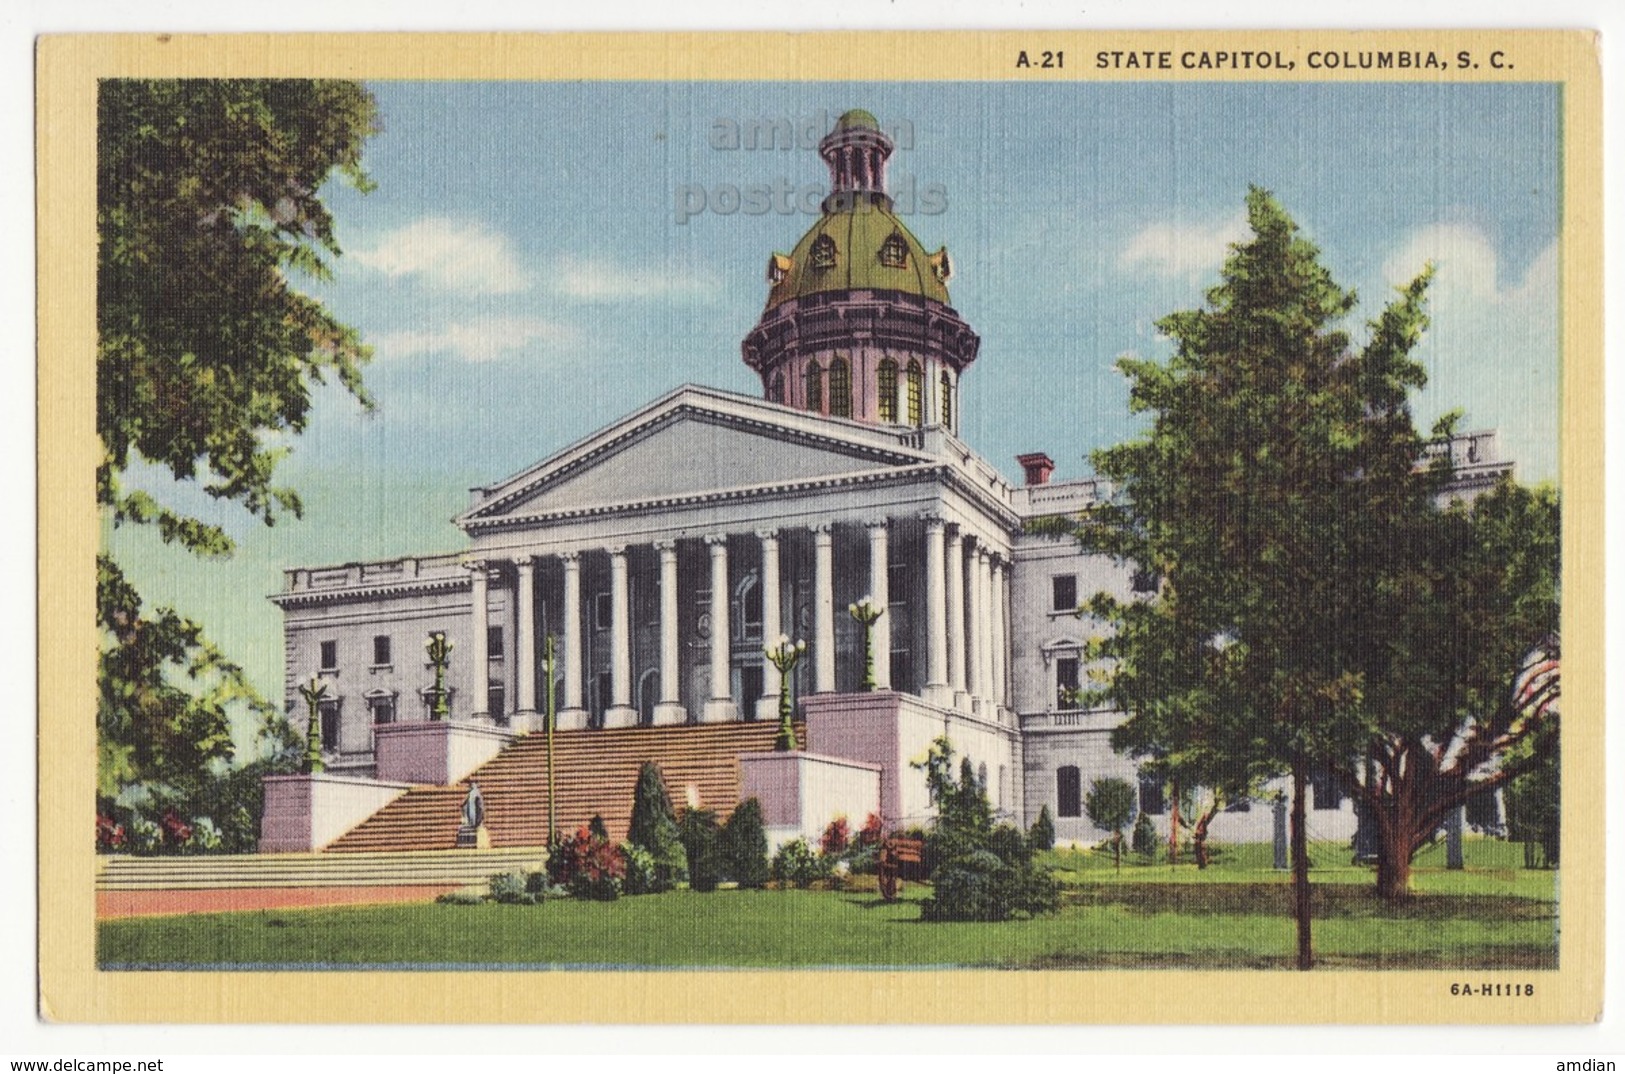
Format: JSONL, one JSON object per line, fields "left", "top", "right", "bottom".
{"left": 260, "top": 111, "right": 1510, "bottom": 854}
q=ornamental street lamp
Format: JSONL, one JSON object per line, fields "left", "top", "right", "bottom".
{"left": 763, "top": 634, "right": 808, "bottom": 751}
{"left": 848, "top": 595, "right": 884, "bottom": 691}
{"left": 426, "top": 631, "right": 453, "bottom": 720}
{"left": 298, "top": 677, "right": 328, "bottom": 774}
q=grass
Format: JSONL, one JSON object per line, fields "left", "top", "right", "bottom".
{"left": 99, "top": 839, "right": 1557, "bottom": 971}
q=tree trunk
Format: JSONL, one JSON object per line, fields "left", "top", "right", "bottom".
{"left": 1291, "top": 762, "right": 1313, "bottom": 970}
{"left": 1193, "top": 799, "right": 1221, "bottom": 869}
{"left": 1374, "top": 809, "right": 1419, "bottom": 900}
{"left": 1113, "top": 832, "right": 1122, "bottom": 873}
{"left": 1168, "top": 781, "right": 1181, "bottom": 866}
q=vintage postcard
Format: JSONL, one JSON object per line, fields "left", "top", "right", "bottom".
{"left": 37, "top": 30, "right": 1602, "bottom": 1023}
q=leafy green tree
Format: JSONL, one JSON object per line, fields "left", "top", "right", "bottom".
{"left": 679, "top": 809, "right": 724, "bottom": 893}
{"left": 626, "top": 762, "right": 687, "bottom": 892}
{"left": 1131, "top": 812, "right": 1157, "bottom": 858}
{"left": 97, "top": 79, "right": 379, "bottom": 800}
{"left": 721, "top": 798, "right": 771, "bottom": 889}
{"left": 1504, "top": 723, "right": 1560, "bottom": 869}
{"left": 1084, "top": 777, "right": 1136, "bottom": 872}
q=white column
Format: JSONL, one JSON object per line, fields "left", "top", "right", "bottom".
{"left": 812, "top": 524, "right": 835, "bottom": 692}
{"left": 604, "top": 546, "right": 638, "bottom": 728}
{"left": 513, "top": 557, "right": 538, "bottom": 726}
{"left": 558, "top": 552, "right": 588, "bottom": 730}
{"left": 964, "top": 540, "right": 982, "bottom": 707}
{"left": 866, "top": 519, "right": 891, "bottom": 691}
{"left": 466, "top": 562, "right": 490, "bottom": 722}
{"left": 946, "top": 529, "right": 967, "bottom": 709}
{"left": 991, "top": 556, "right": 1008, "bottom": 717}
{"left": 701, "top": 535, "right": 736, "bottom": 722}
{"left": 975, "top": 547, "right": 994, "bottom": 715}
{"left": 653, "top": 540, "right": 685, "bottom": 725}
{"left": 756, "top": 530, "right": 782, "bottom": 719}
{"left": 921, "top": 517, "right": 950, "bottom": 707}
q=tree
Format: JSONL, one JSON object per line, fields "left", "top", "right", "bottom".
{"left": 1027, "top": 804, "right": 1056, "bottom": 852}
{"left": 679, "top": 809, "right": 724, "bottom": 893}
{"left": 626, "top": 762, "right": 687, "bottom": 892}
{"left": 1069, "top": 187, "right": 1442, "bottom": 967}
{"left": 97, "top": 80, "right": 379, "bottom": 799}
{"left": 1334, "top": 481, "right": 1559, "bottom": 896}
{"left": 1084, "top": 777, "right": 1136, "bottom": 872}
{"left": 721, "top": 798, "right": 771, "bottom": 888}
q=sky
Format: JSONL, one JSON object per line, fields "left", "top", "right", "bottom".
{"left": 109, "top": 79, "right": 1562, "bottom": 738}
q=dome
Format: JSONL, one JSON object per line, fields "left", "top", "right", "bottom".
{"left": 835, "top": 108, "right": 880, "bottom": 131}
{"left": 765, "top": 200, "right": 952, "bottom": 309}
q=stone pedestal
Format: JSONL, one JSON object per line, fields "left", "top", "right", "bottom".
{"left": 651, "top": 702, "right": 688, "bottom": 727}
{"left": 739, "top": 750, "right": 881, "bottom": 852}
{"left": 260, "top": 772, "right": 411, "bottom": 853}
{"left": 556, "top": 707, "right": 590, "bottom": 731}
{"left": 700, "top": 697, "right": 738, "bottom": 723}
{"left": 603, "top": 705, "right": 640, "bottom": 730}
{"left": 456, "top": 824, "right": 493, "bottom": 849}
{"left": 373, "top": 719, "right": 514, "bottom": 786}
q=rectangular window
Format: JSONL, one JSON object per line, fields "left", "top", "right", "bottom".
{"left": 487, "top": 625, "right": 504, "bottom": 658}
{"left": 1131, "top": 569, "right": 1159, "bottom": 594}
{"left": 887, "top": 562, "right": 909, "bottom": 606}
{"left": 1139, "top": 776, "right": 1166, "bottom": 816}
{"left": 487, "top": 683, "right": 505, "bottom": 717}
{"left": 318, "top": 700, "right": 341, "bottom": 753}
{"left": 372, "top": 635, "right": 391, "bottom": 667}
{"left": 369, "top": 696, "right": 395, "bottom": 725}
{"left": 1052, "top": 574, "right": 1077, "bottom": 612}
{"left": 1057, "top": 765, "right": 1082, "bottom": 818}
{"left": 319, "top": 640, "right": 338, "bottom": 670}
{"left": 594, "top": 592, "right": 612, "bottom": 631}
{"left": 1055, "top": 657, "right": 1080, "bottom": 709}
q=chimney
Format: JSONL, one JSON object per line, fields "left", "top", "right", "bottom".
{"left": 1016, "top": 452, "right": 1055, "bottom": 487}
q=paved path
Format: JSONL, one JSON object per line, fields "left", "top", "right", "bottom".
{"left": 97, "top": 883, "right": 463, "bottom": 919}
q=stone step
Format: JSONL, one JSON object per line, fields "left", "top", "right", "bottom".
{"left": 97, "top": 847, "right": 546, "bottom": 889}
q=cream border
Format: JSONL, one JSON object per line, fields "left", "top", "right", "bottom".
{"left": 37, "top": 29, "right": 1603, "bottom": 1024}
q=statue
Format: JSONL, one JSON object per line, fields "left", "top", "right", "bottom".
{"left": 457, "top": 780, "right": 490, "bottom": 848}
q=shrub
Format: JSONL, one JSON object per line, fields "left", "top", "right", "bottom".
{"left": 1131, "top": 812, "right": 1157, "bottom": 858}
{"left": 721, "top": 798, "right": 770, "bottom": 889}
{"left": 1028, "top": 804, "right": 1056, "bottom": 851}
{"left": 159, "top": 808, "right": 193, "bottom": 851}
{"left": 436, "top": 890, "right": 486, "bottom": 905}
{"left": 819, "top": 816, "right": 850, "bottom": 857}
{"left": 96, "top": 814, "right": 126, "bottom": 853}
{"left": 679, "top": 809, "right": 724, "bottom": 892}
{"left": 128, "top": 814, "right": 162, "bottom": 855}
{"left": 770, "top": 837, "right": 827, "bottom": 888}
{"left": 488, "top": 871, "right": 536, "bottom": 904}
{"left": 845, "top": 843, "right": 880, "bottom": 875}
{"left": 551, "top": 826, "right": 626, "bottom": 900}
{"left": 621, "top": 842, "right": 659, "bottom": 896}
{"left": 627, "top": 762, "right": 687, "bottom": 892}
{"left": 855, "top": 812, "right": 885, "bottom": 849}
{"left": 186, "top": 816, "right": 223, "bottom": 853}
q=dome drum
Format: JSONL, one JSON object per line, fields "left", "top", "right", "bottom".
{"left": 742, "top": 290, "right": 980, "bottom": 375}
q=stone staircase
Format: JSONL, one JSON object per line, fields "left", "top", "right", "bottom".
{"left": 325, "top": 720, "right": 798, "bottom": 853}
{"left": 96, "top": 847, "right": 546, "bottom": 890}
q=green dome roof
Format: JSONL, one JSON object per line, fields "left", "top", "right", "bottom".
{"left": 766, "top": 198, "right": 951, "bottom": 309}
{"left": 836, "top": 108, "right": 880, "bottom": 131}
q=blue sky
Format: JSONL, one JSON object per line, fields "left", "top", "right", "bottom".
{"left": 109, "top": 79, "right": 1562, "bottom": 737}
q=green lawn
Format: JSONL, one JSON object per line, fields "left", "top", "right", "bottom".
{"left": 99, "top": 842, "right": 1557, "bottom": 971}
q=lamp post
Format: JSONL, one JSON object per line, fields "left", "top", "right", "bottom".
{"left": 764, "top": 634, "right": 807, "bottom": 751}
{"left": 848, "top": 595, "right": 884, "bottom": 691}
{"left": 298, "top": 677, "right": 328, "bottom": 774}
{"left": 426, "top": 631, "right": 453, "bottom": 720}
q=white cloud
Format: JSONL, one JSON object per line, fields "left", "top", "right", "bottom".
{"left": 1116, "top": 211, "right": 1249, "bottom": 283}
{"left": 350, "top": 217, "right": 530, "bottom": 296}
{"left": 550, "top": 256, "right": 717, "bottom": 302}
{"left": 372, "top": 316, "right": 575, "bottom": 364}
{"left": 1378, "top": 224, "right": 1559, "bottom": 481}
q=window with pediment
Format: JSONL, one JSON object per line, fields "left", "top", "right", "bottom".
{"left": 879, "top": 231, "right": 908, "bottom": 268}
{"left": 810, "top": 234, "right": 837, "bottom": 269}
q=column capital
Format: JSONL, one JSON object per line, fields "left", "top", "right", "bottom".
{"left": 515, "top": 556, "right": 536, "bottom": 575}
{"left": 607, "top": 544, "right": 628, "bottom": 558}
{"left": 704, "top": 533, "right": 729, "bottom": 548}
{"left": 919, "top": 512, "right": 947, "bottom": 530}
{"left": 558, "top": 550, "right": 580, "bottom": 566}
{"left": 754, "top": 528, "right": 779, "bottom": 544}
{"left": 654, "top": 539, "right": 678, "bottom": 554}
{"left": 865, "top": 517, "right": 890, "bottom": 534}
{"left": 975, "top": 544, "right": 992, "bottom": 563}
{"left": 808, "top": 522, "right": 833, "bottom": 537}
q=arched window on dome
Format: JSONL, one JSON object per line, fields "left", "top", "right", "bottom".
{"left": 805, "top": 359, "right": 824, "bottom": 414}
{"left": 906, "top": 360, "right": 924, "bottom": 426}
{"left": 768, "top": 372, "right": 784, "bottom": 404}
{"left": 879, "top": 231, "right": 909, "bottom": 269}
{"left": 940, "top": 370, "right": 955, "bottom": 432}
{"left": 810, "top": 234, "right": 837, "bottom": 270}
{"left": 829, "top": 356, "right": 852, "bottom": 418}
{"left": 877, "top": 359, "right": 898, "bottom": 423}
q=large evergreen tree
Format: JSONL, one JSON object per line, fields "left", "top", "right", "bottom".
{"left": 626, "top": 761, "right": 687, "bottom": 891}
{"left": 96, "top": 80, "right": 379, "bottom": 800}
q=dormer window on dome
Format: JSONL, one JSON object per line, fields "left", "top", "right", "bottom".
{"left": 879, "top": 231, "right": 909, "bottom": 269}
{"left": 767, "top": 253, "right": 792, "bottom": 284}
{"left": 810, "top": 234, "right": 837, "bottom": 270}
{"left": 929, "top": 247, "right": 952, "bottom": 283}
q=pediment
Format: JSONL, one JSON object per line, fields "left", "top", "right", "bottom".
{"left": 460, "top": 388, "right": 934, "bottom": 526}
